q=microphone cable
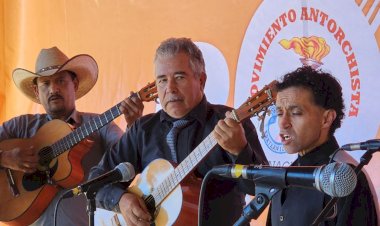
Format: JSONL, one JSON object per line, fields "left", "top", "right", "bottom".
{"left": 54, "top": 189, "right": 72, "bottom": 226}
{"left": 198, "top": 169, "right": 217, "bottom": 226}
{"left": 328, "top": 147, "right": 343, "bottom": 164}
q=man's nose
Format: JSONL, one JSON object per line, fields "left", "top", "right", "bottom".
{"left": 278, "top": 114, "right": 291, "bottom": 129}
{"left": 166, "top": 78, "right": 178, "bottom": 93}
{"left": 49, "top": 82, "right": 60, "bottom": 94}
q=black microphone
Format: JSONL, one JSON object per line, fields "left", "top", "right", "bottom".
{"left": 341, "top": 139, "right": 380, "bottom": 151}
{"left": 63, "top": 162, "right": 135, "bottom": 198}
{"left": 212, "top": 162, "right": 357, "bottom": 197}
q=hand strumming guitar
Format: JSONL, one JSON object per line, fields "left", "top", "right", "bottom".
{"left": 119, "top": 193, "right": 152, "bottom": 226}
{"left": 0, "top": 146, "right": 38, "bottom": 173}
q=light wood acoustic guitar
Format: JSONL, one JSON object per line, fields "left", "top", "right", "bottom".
{"left": 0, "top": 82, "right": 157, "bottom": 226}
{"left": 97, "top": 80, "right": 278, "bottom": 226}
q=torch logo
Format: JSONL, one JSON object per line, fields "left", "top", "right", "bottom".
{"left": 279, "top": 36, "right": 330, "bottom": 69}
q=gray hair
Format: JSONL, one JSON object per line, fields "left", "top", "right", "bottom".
{"left": 154, "top": 37, "right": 206, "bottom": 77}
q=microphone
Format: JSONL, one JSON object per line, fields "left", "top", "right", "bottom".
{"left": 341, "top": 139, "right": 380, "bottom": 151}
{"left": 63, "top": 162, "right": 135, "bottom": 198}
{"left": 212, "top": 162, "right": 357, "bottom": 197}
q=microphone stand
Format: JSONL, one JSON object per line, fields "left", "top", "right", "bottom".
{"left": 233, "top": 185, "right": 280, "bottom": 226}
{"left": 311, "top": 148, "right": 378, "bottom": 226}
{"left": 85, "top": 186, "right": 98, "bottom": 226}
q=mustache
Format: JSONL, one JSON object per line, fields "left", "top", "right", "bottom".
{"left": 166, "top": 96, "right": 183, "bottom": 102}
{"left": 48, "top": 94, "right": 63, "bottom": 101}
{"left": 164, "top": 96, "right": 183, "bottom": 107}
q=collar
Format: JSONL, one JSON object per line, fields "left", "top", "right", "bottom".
{"left": 160, "top": 95, "right": 208, "bottom": 126}
{"left": 47, "top": 109, "right": 81, "bottom": 126}
{"left": 294, "top": 137, "right": 339, "bottom": 166}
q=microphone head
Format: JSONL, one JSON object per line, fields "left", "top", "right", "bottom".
{"left": 116, "top": 162, "right": 135, "bottom": 182}
{"left": 318, "top": 162, "right": 357, "bottom": 197}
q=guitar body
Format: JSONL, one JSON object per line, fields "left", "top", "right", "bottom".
{"left": 128, "top": 159, "right": 201, "bottom": 226}
{"left": 0, "top": 120, "right": 92, "bottom": 226}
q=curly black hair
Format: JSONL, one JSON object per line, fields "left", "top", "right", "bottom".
{"left": 276, "top": 66, "right": 345, "bottom": 136}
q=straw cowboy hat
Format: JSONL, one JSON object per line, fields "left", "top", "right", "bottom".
{"left": 12, "top": 46, "right": 98, "bottom": 103}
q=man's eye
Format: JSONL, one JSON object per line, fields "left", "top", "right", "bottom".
{"left": 58, "top": 78, "right": 66, "bottom": 84}
{"left": 157, "top": 79, "right": 167, "bottom": 86}
{"left": 175, "top": 75, "right": 184, "bottom": 80}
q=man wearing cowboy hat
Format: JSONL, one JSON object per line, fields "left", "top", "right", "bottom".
{"left": 0, "top": 47, "right": 144, "bottom": 226}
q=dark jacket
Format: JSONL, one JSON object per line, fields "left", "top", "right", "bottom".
{"left": 267, "top": 137, "right": 378, "bottom": 226}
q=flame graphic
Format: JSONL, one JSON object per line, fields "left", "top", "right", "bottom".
{"left": 279, "top": 36, "right": 330, "bottom": 69}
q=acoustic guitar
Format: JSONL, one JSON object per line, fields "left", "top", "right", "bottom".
{"left": 0, "top": 82, "right": 157, "bottom": 226}
{"left": 97, "top": 80, "right": 278, "bottom": 226}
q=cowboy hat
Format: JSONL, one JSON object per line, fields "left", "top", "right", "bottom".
{"left": 12, "top": 46, "right": 98, "bottom": 103}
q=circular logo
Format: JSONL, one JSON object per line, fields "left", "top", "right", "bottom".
{"left": 261, "top": 105, "right": 286, "bottom": 154}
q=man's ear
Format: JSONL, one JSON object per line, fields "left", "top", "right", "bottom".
{"left": 322, "top": 109, "right": 337, "bottom": 129}
{"left": 73, "top": 77, "right": 79, "bottom": 91}
{"left": 33, "top": 84, "right": 39, "bottom": 99}
{"left": 199, "top": 72, "right": 207, "bottom": 91}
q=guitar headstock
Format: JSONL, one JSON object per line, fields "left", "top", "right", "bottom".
{"left": 232, "top": 80, "right": 278, "bottom": 122}
{"left": 137, "top": 82, "right": 158, "bottom": 102}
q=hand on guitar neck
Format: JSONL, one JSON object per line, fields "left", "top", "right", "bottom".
{"left": 119, "top": 91, "right": 145, "bottom": 128}
{"left": 213, "top": 111, "right": 248, "bottom": 156}
{"left": 0, "top": 145, "right": 39, "bottom": 173}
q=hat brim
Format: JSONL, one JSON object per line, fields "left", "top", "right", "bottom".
{"left": 12, "top": 54, "right": 98, "bottom": 103}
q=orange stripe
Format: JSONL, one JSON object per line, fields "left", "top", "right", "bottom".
{"left": 369, "top": 2, "right": 380, "bottom": 24}
{"left": 375, "top": 26, "right": 380, "bottom": 51}
{"left": 363, "top": 0, "right": 375, "bottom": 16}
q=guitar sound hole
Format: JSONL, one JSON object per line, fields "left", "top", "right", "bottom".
{"left": 143, "top": 194, "right": 157, "bottom": 220}
{"left": 39, "top": 146, "right": 53, "bottom": 166}
{"left": 22, "top": 160, "right": 58, "bottom": 191}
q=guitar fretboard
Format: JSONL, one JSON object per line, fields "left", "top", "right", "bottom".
{"left": 39, "top": 102, "right": 123, "bottom": 163}
{"left": 151, "top": 132, "right": 217, "bottom": 206}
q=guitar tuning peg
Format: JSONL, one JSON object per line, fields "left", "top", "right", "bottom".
{"left": 257, "top": 110, "right": 269, "bottom": 139}
{"left": 261, "top": 107, "right": 270, "bottom": 117}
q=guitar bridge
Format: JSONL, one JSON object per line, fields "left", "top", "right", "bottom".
{"left": 22, "top": 161, "right": 58, "bottom": 191}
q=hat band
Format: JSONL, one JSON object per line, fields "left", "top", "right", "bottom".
{"left": 37, "top": 65, "right": 61, "bottom": 73}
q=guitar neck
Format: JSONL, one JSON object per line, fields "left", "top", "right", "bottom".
{"left": 48, "top": 101, "right": 123, "bottom": 160}
{"left": 152, "top": 132, "right": 217, "bottom": 206}
{"left": 38, "top": 80, "right": 158, "bottom": 165}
